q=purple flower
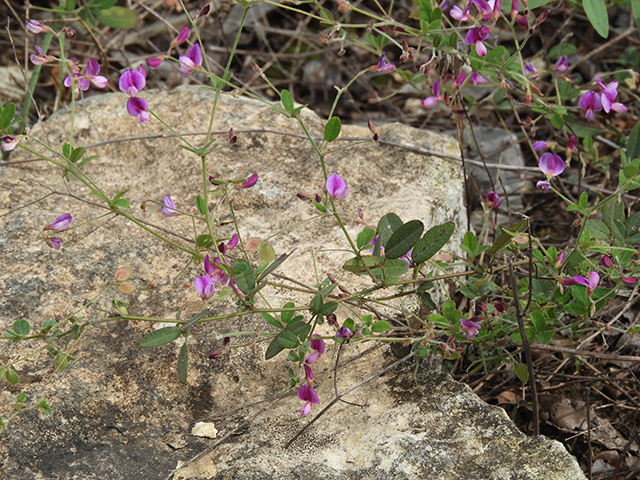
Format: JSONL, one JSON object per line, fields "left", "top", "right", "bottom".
{"left": 465, "top": 26, "right": 491, "bottom": 57}
{"left": 326, "top": 173, "right": 348, "bottom": 200}
{"left": 450, "top": 3, "right": 472, "bottom": 20}
{"left": 600, "top": 255, "right": 613, "bottom": 268}
{"left": 119, "top": 67, "right": 146, "bottom": 97}
{"left": 227, "top": 233, "right": 239, "bottom": 249}
{"left": 30, "top": 45, "right": 55, "bottom": 65}
{"left": 0, "top": 135, "right": 20, "bottom": 151}
{"left": 471, "top": 71, "right": 488, "bottom": 85}
{"left": 532, "top": 141, "right": 548, "bottom": 151}
{"left": 422, "top": 79, "right": 443, "bottom": 108}
{"left": 238, "top": 174, "right": 258, "bottom": 188}
{"left": 554, "top": 249, "right": 565, "bottom": 269}
{"left": 146, "top": 56, "right": 164, "bottom": 69}
{"left": 539, "top": 152, "right": 565, "bottom": 177}
{"left": 553, "top": 55, "right": 569, "bottom": 73}
{"left": 336, "top": 326, "right": 352, "bottom": 340}
{"left": 595, "top": 75, "right": 627, "bottom": 114}
{"left": 304, "top": 364, "right": 314, "bottom": 383}
{"left": 486, "top": 191, "right": 501, "bottom": 208}
{"left": 566, "top": 135, "right": 576, "bottom": 155}
{"left": 64, "top": 59, "right": 108, "bottom": 94}
{"left": 298, "top": 385, "right": 319, "bottom": 416}
{"left": 524, "top": 62, "right": 538, "bottom": 78}
{"left": 374, "top": 51, "right": 395, "bottom": 73}
{"left": 45, "top": 213, "right": 72, "bottom": 231}
{"left": 171, "top": 25, "right": 190, "bottom": 46}
{"left": 126, "top": 97, "right": 149, "bottom": 123}
{"left": 27, "top": 20, "right": 52, "bottom": 34}
{"left": 45, "top": 237, "right": 62, "bottom": 250}
{"left": 461, "top": 317, "right": 481, "bottom": 339}
{"left": 179, "top": 44, "right": 203, "bottom": 77}
{"left": 559, "top": 276, "right": 577, "bottom": 286}
{"left": 305, "top": 335, "right": 325, "bottom": 364}
{"left": 194, "top": 275, "right": 215, "bottom": 299}
{"left": 579, "top": 90, "right": 602, "bottom": 121}
{"left": 204, "top": 255, "right": 228, "bottom": 283}
{"left": 573, "top": 272, "right": 599, "bottom": 295}
{"left": 510, "top": 0, "right": 519, "bottom": 17}
{"left": 621, "top": 276, "right": 638, "bottom": 286}
{"left": 161, "top": 195, "right": 179, "bottom": 217}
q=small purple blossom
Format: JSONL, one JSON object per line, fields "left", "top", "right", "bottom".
{"left": 45, "top": 213, "right": 73, "bottom": 231}
{"left": 554, "top": 249, "right": 565, "bottom": 269}
{"left": 553, "top": 55, "right": 569, "bottom": 73}
{"left": 524, "top": 62, "right": 538, "bottom": 79}
{"left": 539, "top": 152, "right": 565, "bottom": 177}
{"left": 559, "top": 276, "right": 577, "bottom": 286}
{"left": 306, "top": 335, "right": 326, "bottom": 364}
{"left": 532, "top": 141, "right": 548, "bottom": 151}
{"left": 227, "top": 233, "right": 239, "bottom": 249}
{"left": 579, "top": 91, "right": 602, "bottom": 121}
{"left": 486, "top": 191, "right": 501, "bottom": 208}
{"left": 336, "top": 326, "right": 352, "bottom": 340}
{"left": 63, "top": 59, "right": 108, "bottom": 94}
{"left": 30, "top": 45, "right": 55, "bottom": 65}
{"left": 422, "top": 79, "right": 443, "bottom": 108}
{"left": 465, "top": 26, "right": 491, "bottom": 57}
{"left": 172, "top": 25, "right": 190, "bottom": 46}
{"left": 119, "top": 68, "right": 146, "bottom": 97}
{"left": 146, "top": 56, "right": 164, "bottom": 69}
{"left": 194, "top": 275, "right": 215, "bottom": 299}
{"left": 510, "top": 0, "right": 519, "bottom": 17}
{"left": 450, "top": 3, "right": 472, "bottom": 20}
{"left": 461, "top": 317, "right": 481, "bottom": 339}
{"left": 27, "top": 20, "right": 52, "bottom": 34}
{"left": 573, "top": 272, "right": 600, "bottom": 295}
{"left": 471, "top": 71, "right": 488, "bottom": 85}
{"left": 374, "top": 52, "right": 395, "bottom": 73}
{"left": 238, "top": 174, "right": 258, "bottom": 188}
{"left": 621, "top": 276, "right": 638, "bottom": 286}
{"left": 45, "top": 237, "right": 62, "bottom": 250}
{"left": 1, "top": 135, "right": 20, "bottom": 151}
{"left": 326, "top": 173, "right": 348, "bottom": 200}
{"left": 126, "top": 97, "right": 149, "bottom": 123}
{"left": 179, "top": 44, "right": 203, "bottom": 77}
{"left": 204, "top": 255, "right": 228, "bottom": 283}
{"left": 161, "top": 195, "right": 179, "bottom": 217}
{"left": 595, "top": 75, "right": 627, "bottom": 114}
{"left": 304, "top": 364, "right": 314, "bottom": 383}
{"left": 600, "top": 255, "right": 613, "bottom": 268}
{"left": 298, "top": 385, "right": 320, "bottom": 416}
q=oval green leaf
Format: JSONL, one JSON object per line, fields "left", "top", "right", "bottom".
{"left": 342, "top": 255, "right": 382, "bottom": 274}
{"left": 385, "top": 220, "right": 424, "bottom": 259}
{"left": 5, "top": 368, "right": 19, "bottom": 385}
{"left": 231, "top": 259, "right": 256, "bottom": 294}
{"left": 513, "top": 363, "right": 529, "bottom": 383}
{"left": 412, "top": 222, "right": 455, "bottom": 265}
{"left": 371, "top": 320, "right": 391, "bottom": 333}
{"left": 13, "top": 319, "right": 30, "bottom": 337}
{"left": 324, "top": 117, "right": 341, "bottom": 142}
{"left": 195, "top": 195, "right": 207, "bottom": 216}
{"left": 583, "top": 0, "right": 609, "bottom": 38}
{"left": 376, "top": 213, "right": 403, "bottom": 251}
{"left": 140, "top": 326, "right": 181, "bottom": 348}
{"left": 276, "top": 330, "right": 299, "bottom": 349}
{"left": 178, "top": 342, "right": 188, "bottom": 384}
{"left": 265, "top": 337, "right": 285, "bottom": 360}
{"left": 281, "top": 89, "right": 294, "bottom": 112}
{"left": 96, "top": 6, "right": 137, "bottom": 29}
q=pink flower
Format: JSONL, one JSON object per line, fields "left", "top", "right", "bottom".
{"left": 524, "top": 62, "right": 538, "bottom": 78}
{"left": 171, "top": 26, "right": 190, "bottom": 46}
{"left": 461, "top": 317, "right": 481, "bottom": 339}
{"left": 374, "top": 52, "right": 395, "bottom": 73}
{"left": 532, "top": 141, "right": 548, "bottom": 151}
{"left": 326, "top": 173, "right": 348, "bottom": 199}
{"left": 126, "top": 97, "right": 149, "bottom": 123}
{"left": 45, "top": 237, "right": 62, "bottom": 250}
{"left": 305, "top": 335, "right": 325, "bottom": 365}
{"left": 238, "top": 174, "right": 258, "bottom": 188}
{"left": 595, "top": 75, "right": 627, "bottom": 114}
{"left": 600, "top": 255, "right": 613, "bottom": 268}
{"left": 566, "top": 135, "right": 576, "bottom": 155}
{"left": 573, "top": 272, "right": 600, "bottom": 295}
{"left": 298, "top": 385, "right": 319, "bottom": 416}
{"left": 471, "top": 71, "right": 488, "bottom": 85}
{"left": 553, "top": 55, "right": 569, "bottom": 73}
{"left": 559, "top": 276, "right": 577, "bottom": 286}
{"left": 422, "top": 79, "right": 443, "bottom": 108}
{"left": 45, "top": 213, "right": 73, "bottom": 231}
{"left": 0, "top": 135, "right": 20, "bottom": 151}
{"left": 554, "top": 249, "right": 565, "bottom": 269}
{"left": 304, "top": 364, "right": 314, "bottom": 383}
{"left": 537, "top": 152, "right": 565, "bottom": 193}
{"left": 465, "top": 26, "right": 491, "bottom": 57}
{"left": 450, "top": 3, "right": 472, "bottom": 20}
{"left": 63, "top": 59, "right": 108, "bottom": 94}
{"left": 336, "top": 326, "right": 352, "bottom": 340}
{"left": 579, "top": 91, "right": 602, "bottom": 121}
{"left": 27, "top": 20, "right": 52, "bottom": 34}
{"left": 179, "top": 44, "right": 203, "bottom": 77}
{"left": 204, "top": 255, "right": 228, "bottom": 283}
{"left": 119, "top": 67, "right": 146, "bottom": 97}
{"left": 146, "top": 56, "right": 164, "bottom": 69}
{"left": 194, "top": 275, "right": 215, "bottom": 298}
{"left": 30, "top": 45, "right": 55, "bottom": 65}
{"left": 486, "top": 191, "right": 501, "bottom": 208}
{"left": 621, "top": 276, "right": 638, "bottom": 286}
{"left": 161, "top": 195, "right": 179, "bottom": 217}
{"left": 510, "top": 0, "right": 519, "bottom": 18}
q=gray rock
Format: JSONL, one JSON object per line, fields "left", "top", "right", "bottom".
{"left": 0, "top": 87, "right": 584, "bottom": 479}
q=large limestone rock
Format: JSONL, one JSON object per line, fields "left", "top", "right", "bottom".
{"left": 0, "top": 87, "right": 584, "bottom": 479}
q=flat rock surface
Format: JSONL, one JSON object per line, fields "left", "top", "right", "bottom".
{"left": 0, "top": 87, "right": 584, "bottom": 479}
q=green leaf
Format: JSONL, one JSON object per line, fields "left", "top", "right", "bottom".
{"left": 5, "top": 369, "right": 19, "bottom": 385}
{"left": 265, "top": 337, "right": 285, "bottom": 360}
{"left": 281, "top": 302, "right": 295, "bottom": 324}
{"left": 579, "top": 191, "right": 589, "bottom": 209}
{"left": 259, "top": 244, "right": 276, "bottom": 265}
{"left": 231, "top": 260, "right": 255, "bottom": 294}
{"left": 485, "top": 46, "right": 506, "bottom": 65}
{"left": 342, "top": 255, "right": 382, "bottom": 274}
{"left": 627, "top": 123, "right": 640, "bottom": 161}
{"left": 324, "top": 117, "right": 341, "bottom": 142}
{"left": 77, "top": 154, "right": 99, "bottom": 168}
{"left": 370, "top": 258, "right": 409, "bottom": 282}
{"left": 626, "top": 211, "right": 640, "bottom": 237}
{"left": 530, "top": 310, "right": 547, "bottom": 333}
{"left": 320, "top": 302, "right": 338, "bottom": 315}
{"left": 195, "top": 196, "right": 207, "bottom": 216}
{"left": 376, "top": 213, "right": 403, "bottom": 253}
{"left": 412, "top": 222, "right": 455, "bottom": 265}
{"left": 181, "top": 309, "right": 209, "bottom": 331}
{"left": 276, "top": 330, "right": 299, "bottom": 349}
{"left": 13, "top": 319, "right": 30, "bottom": 337}
{"left": 585, "top": 220, "right": 610, "bottom": 240}
{"left": 111, "top": 198, "right": 130, "bottom": 208}
{"left": 69, "top": 146, "right": 85, "bottom": 163}
{"left": 371, "top": 320, "right": 391, "bottom": 333}
{"left": 262, "top": 312, "right": 283, "bottom": 329}
{"left": 88, "top": 0, "right": 116, "bottom": 9}
{"left": 564, "top": 302, "right": 586, "bottom": 316}
{"left": 96, "top": 6, "right": 137, "bottom": 29}
{"left": 66, "top": 0, "right": 76, "bottom": 10}
{"left": 79, "top": 9, "right": 97, "bottom": 30}
{"left": 563, "top": 114, "right": 604, "bottom": 138}
{"left": 550, "top": 112, "right": 564, "bottom": 129}
{"left": 583, "top": 0, "right": 609, "bottom": 38}
{"left": 311, "top": 293, "right": 323, "bottom": 315}
{"left": 178, "top": 342, "right": 188, "bottom": 384}
{"left": 281, "top": 89, "right": 294, "bottom": 112}
{"left": 196, "top": 234, "right": 214, "bottom": 250}
{"left": 513, "top": 363, "right": 529, "bottom": 383}
{"left": 39, "top": 399, "right": 51, "bottom": 415}
{"left": 357, "top": 227, "right": 376, "bottom": 250}
{"left": 1, "top": 103, "right": 15, "bottom": 128}
{"left": 256, "top": 252, "right": 291, "bottom": 283}
{"left": 140, "top": 326, "right": 181, "bottom": 348}
{"left": 385, "top": 220, "right": 424, "bottom": 259}
{"left": 488, "top": 219, "right": 528, "bottom": 255}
